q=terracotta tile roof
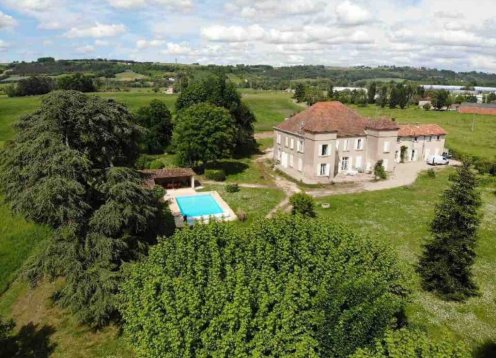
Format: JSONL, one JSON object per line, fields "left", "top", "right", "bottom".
{"left": 458, "top": 103, "right": 496, "bottom": 115}
{"left": 398, "top": 124, "right": 447, "bottom": 137}
{"left": 275, "top": 101, "right": 398, "bottom": 137}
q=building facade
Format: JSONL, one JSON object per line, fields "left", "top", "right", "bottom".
{"left": 273, "top": 102, "right": 447, "bottom": 184}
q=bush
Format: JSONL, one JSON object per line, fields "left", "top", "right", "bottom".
{"left": 121, "top": 216, "right": 407, "bottom": 358}
{"left": 427, "top": 168, "right": 436, "bottom": 178}
{"left": 225, "top": 183, "right": 240, "bottom": 193}
{"left": 149, "top": 159, "right": 165, "bottom": 169}
{"left": 135, "top": 154, "right": 154, "bottom": 170}
{"left": 236, "top": 209, "right": 247, "bottom": 221}
{"left": 374, "top": 160, "right": 387, "bottom": 180}
{"left": 350, "top": 328, "right": 470, "bottom": 358}
{"left": 289, "top": 192, "right": 316, "bottom": 217}
{"left": 422, "top": 103, "right": 432, "bottom": 111}
{"left": 205, "top": 169, "right": 226, "bottom": 181}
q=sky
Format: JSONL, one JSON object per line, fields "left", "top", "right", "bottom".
{"left": 0, "top": 0, "right": 496, "bottom": 72}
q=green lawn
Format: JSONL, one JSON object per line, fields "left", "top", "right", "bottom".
{"left": 353, "top": 106, "right": 496, "bottom": 161}
{"left": 240, "top": 89, "right": 305, "bottom": 131}
{"left": 199, "top": 184, "right": 285, "bottom": 224}
{"left": 0, "top": 197, "right": 51, "bottom": 294}
{"left": 315, "top": 170, "right": 496, "bottom": 352}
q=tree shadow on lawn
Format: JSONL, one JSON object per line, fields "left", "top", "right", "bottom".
{"left": 1, "top": 323, "right": 56, "bottom": 358}
{"left": 474, "top": 340, "right": 496, "bottom": 358}
{"left": 206, "top": 160, "right": 249, "bottom": 176}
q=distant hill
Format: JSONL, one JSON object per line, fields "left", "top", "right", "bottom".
{"left": 4, "top": 59, "right": 496, "bottom": 87}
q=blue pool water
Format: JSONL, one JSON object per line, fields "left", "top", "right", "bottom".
{"left": 176, "top": 194, "right": 224, "bottom": 218}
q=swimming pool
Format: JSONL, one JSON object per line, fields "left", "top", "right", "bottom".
{"left": 175, "top": 193, "right": 225, "bottom": 218}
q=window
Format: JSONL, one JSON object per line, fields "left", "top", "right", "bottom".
{"left": 290, "top": 138, "right": 294, "bottom": 149}
{"left": 285, "top": 137, "right": 289, "bottom": 147}
{"left": 336, "top": 140, "right": 340, "bottom": 150}
{"left": 397, "top": 137, "right": 401, "bottom": 143}
{"left": 427, "top": 136, "right": 432, "bottom": 142}
{"left": 277, "top": 133, "right": 281, "bottom": 144}
{"left": 297, "top": 140, "right": 304, "bottom": 153}
{"left": 343, "top": 139, "right": 349, "bottom": 151}
{"left": 414, "top": 137, "right": 418, "bottom": 142}
{"left": 436, "top": 135, "right": 441, "bottom": 141}
{"left": 383, "top": 141, "right": 390, "bottom": 153}
{"left": 289, "top": 154, "right": 294, "bottom": 167}
{"left": 319, "top": 163, "right": 329, "bottom": 176}
{"left": 320, "top": 144, "right": 329, "bottom": 156}
{"left": 341, "top": 157, "right": 349, "bottom": 171}
{"left": 297, "top": 158, "right": 303, "bottom": 172}
{"left": 355, "top": 156, "right": 362, "bottom": 169}
{"left": 356, "top": 138, "right": 364, "bottom": 150}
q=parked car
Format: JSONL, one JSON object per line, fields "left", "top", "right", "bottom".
{"left": 427, "top": 155, "right": 449, "bottom": 165}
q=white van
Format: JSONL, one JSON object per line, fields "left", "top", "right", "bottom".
{"left": 427, "top": 155, "right": 449, "bottom": 166}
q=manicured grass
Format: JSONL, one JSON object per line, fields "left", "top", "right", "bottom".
{"left": 353, "top": 105, "right": 496, "bottom": 161}
{"left": 0, "top": 280, "right": 134, "bottom": 358}
{"left": 199, "top": 184, "right": 285, "bottom": 224}
{"left": 240, "top": 89, "right": 305, "bottom": 131}
{"left": 0, "top": 95, "right": 42, "bottom": 146}
{"left": 206, "top": 156, "right": 273, "bottom": 185}
{"left": 0, "top": 197, "right": 51, "bottom": 294}
{"left": 315, "top": 170, "right": 496, "bottom": 351}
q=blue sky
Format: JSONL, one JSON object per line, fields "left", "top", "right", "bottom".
{"left": 1, "top": 0, "right": 495, "bottom": 72}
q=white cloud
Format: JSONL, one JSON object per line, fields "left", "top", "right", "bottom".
{"left": 107, "top": 0, "right": 192, "bottom": 10}
{"left": 335, "top": 1, "right": 372, "bottom": 25}
{"left": 0, "top": 40, "right": 9, "bottom": 51}
{"left": 65, "top": 23, "right": 126, "bottom": 38}
{"left": 0, "top": 11, "right": 16, "bottom": 28}
{"left": 95, "top": 39, "right": 109, "bottom": 46}
{"left": 201, "top": 24, "right": 265, "bottom": 42}
{"left": 3, "top": 0, "right": 58, "bottom": 11}
{"left": 136, "top": 38, "right": 166, "bottom": 49}
{"left": 163, "top": 42, "right": 193, "bottom": 55}
{"left": 75, "top": 44, "right": 96, "bottom": 53}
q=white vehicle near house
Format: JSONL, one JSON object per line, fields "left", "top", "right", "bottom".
{"left": 426, "top": 155, "right": 449, "bottom": 166}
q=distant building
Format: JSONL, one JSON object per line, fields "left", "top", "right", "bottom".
{"left": 164, "top": 86, "right": 175, "bottom": 94}
{"left": 458, "top": 102, "right": 496, "bottom": 116}
{"left": 273, "top": 102, "right": 446, "bottom": 184}
{"left": 418, "top": 100, "right": 432, "bottom": 108}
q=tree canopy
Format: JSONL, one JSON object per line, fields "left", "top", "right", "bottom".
{"left": 0, "top": 91, "right": 169, "bottom": 327}
{"left": 135, "top": 99, "right": 173, "bottom": 154}
{"left": 56, "top": 73, "right": 96, "bottom": 92}
{"left": 351, "top": 329, "right": 470, "bottom": 358}
{"left": 121, "top": 216, "right": 407, "bottom": 358}
{"left": 175, "top": 74, "right": 256, "bottom": 151}
{"left": 173, "top": 103, "right": 236, "bottom": 167}
{"left": 418, "top": 162, "right": 482, "bottom": 301}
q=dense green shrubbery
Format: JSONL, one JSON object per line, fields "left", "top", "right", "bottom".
{"left": 289, "top": 192, "right": 316, "bottom": 217}
{"left": 205, "top": 169, "right": 226, "bottom": 181}
{"left": 121, "top": 216, "right": 407, "bottom": 357}
{"left": 374, "top": 160, "right": 388, "bottom": 180}
{"left": 351, "top": 329, "right": 470, "bottom": 358}
{"left": 225, "top": 183, "right": 240, "bottom": 193}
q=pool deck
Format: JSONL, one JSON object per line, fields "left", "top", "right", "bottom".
{"left": 166, "top": 189, "right": 237, "bottom": 227}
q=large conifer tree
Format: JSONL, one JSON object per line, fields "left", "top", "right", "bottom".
{"left": 418, "top": 162, "right": 482, "bottom": 300}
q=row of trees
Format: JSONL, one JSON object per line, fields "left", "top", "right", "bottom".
{"left": 0, "top": 91, "right": 173, "bottom": 327}
{"left": 5, "top": 73, "right": 96, "bottom": 97}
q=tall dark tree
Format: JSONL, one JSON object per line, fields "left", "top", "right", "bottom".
{"left": 418, "top": 162, "right": 482, "bottom": 301}
{"left": 377, "top": 85, "right": 389, "bottom": 108}
{"left": 57, "top": 73, "right": 96, "bottom": 92}
{"left": 431, "top": 89, "right": 450, "bottom": 110}
{"left": 294, "top": 82, "right": 306, "bottom": 102}
{"left": 0, "top": 91, "right": 169, "bottom": 327}
{"left": 367, "top": 81, "right": 377, "bottom": 104}
{"left": 327, "top": 82, "right": 334, "bottom": 99}
{"left": 176, "top": 74, "right": 255, "bottom": 152}
{"left": 8, "top": 75, "right": 53, "bottom": 97}
{"left": 135, "top": 99, "right": 173, "bottom": 154}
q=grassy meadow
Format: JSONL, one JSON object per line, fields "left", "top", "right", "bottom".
{"left": 316, "top": 170, "right": 496, "bottom": 352}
